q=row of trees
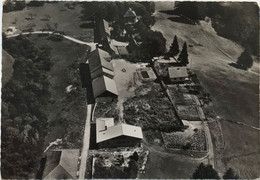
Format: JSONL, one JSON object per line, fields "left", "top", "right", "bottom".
{"left": 192, "top": 163, "right": 239, "bottom": 179}
{"left": 168, "top": 35, "right": 189, "bottom": 66}
{"left": 1, "top": 36, "right": 53, "bottom": 178}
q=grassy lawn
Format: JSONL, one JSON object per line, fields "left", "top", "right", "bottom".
{"left": 2, "top": 50, "right": 15, "bottom": 86}
{"left": 27, "top": 35, "right": 90, "bottom": 149}
{"left": 3, "top": 2, "right": 94, "bottom": 42}
{"left": 153, "top": 2, "right": 259, "bottom": 178}
{"left": 140, "top": 145, "right": 201, "bottom": 179}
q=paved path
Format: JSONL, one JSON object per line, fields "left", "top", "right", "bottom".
{"left": 78, "top": 104, "right": 93, "bottom": 179}
{"left": 6, "top": 31, "right": 97, "bottom": 51}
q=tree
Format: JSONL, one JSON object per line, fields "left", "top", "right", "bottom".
{"left": 178, "top": 42, "right": 189, "bottom": 65}
{"left": 140, "top": 30, "right": 166, "bottom": 61}
{"left": 3, "top": 1, "right": 14, "bottom": 13}
{"left": 192, "top": 163, "right": 220, "bottom": 179}
{"left": 223, "top": 168, "right": 239, "bottom": 179}
{"left": 169, "top": 35, "right": 180, "bottom": 57}
{"left": 236, "top": 49, "right": 253, "bottom": 70}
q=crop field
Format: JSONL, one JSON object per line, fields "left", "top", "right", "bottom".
{"left": 123, "top": 82, "right": 181, "bottom": 131}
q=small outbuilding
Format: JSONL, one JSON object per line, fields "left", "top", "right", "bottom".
{"left": 168, "top": 67, "right": 189, "bottom": 83}
{"left": 124, "top": 8, "right": 138, "bottom": 24}
{"left": 96, "top": 118, "right": 143, "bottom": 148}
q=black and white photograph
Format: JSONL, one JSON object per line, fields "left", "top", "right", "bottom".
{"left": 1, "top": 0, "right": 259, "bottom": 179}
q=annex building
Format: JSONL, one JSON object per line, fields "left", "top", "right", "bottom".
{"left": 96, "top": 118, "right": 143, "bottom": 148}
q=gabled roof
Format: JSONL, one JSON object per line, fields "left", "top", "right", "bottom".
{"left": 87, "top": 48, "right": 113, "bottom": 72}
{"left": 91, "top": 67, "right": 114, "bottom": 80}
{"left": 96, "top": 118, "right": 143, "bottom": 143}
{"left": 168, "top": 67, "right": 189, "bottom": 78}
{"left": 42, "top": 149, "right": 79, "bottom": 179}
{"left": 92, "top": 75, "right": 118, "bottom": 98}
{"left": 124, "top": 8, "right": 137, "bottom": 18}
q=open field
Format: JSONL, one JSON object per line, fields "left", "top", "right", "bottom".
{"left": 152, "top": 2, "right": 259, "bottom": 178}
{"left": 3, "top": 2, "right": 94, "bottom": 42}
{"left": 2, "top": 50, "right": 15, "bottom": 86}
{"left": 140, "top": 145, "right": 201, "bottom": 179}
{"left": 26, "top": 35, "right": 90, "bottom": 149}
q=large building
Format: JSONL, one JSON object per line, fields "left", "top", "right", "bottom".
{"left": 168, "top": 67, "right": 189, "bottom": 83}
{"left": 42, "top": 149, "right": 79, "bottom": 179}
{"left": 96, "top": 118, "right": 143, "bottom": 148}
{"left": 86, "top": 48, "right": 118, "bottom": 98}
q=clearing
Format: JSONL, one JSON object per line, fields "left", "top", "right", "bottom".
{"left": 3, "top": 2, "right": 94, "bottom": 42}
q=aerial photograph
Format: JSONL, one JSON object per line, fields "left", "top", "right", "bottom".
{"left": 1, "top": 0, "right": 259, "bottom": 179}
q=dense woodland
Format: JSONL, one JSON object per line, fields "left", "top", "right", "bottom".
{"left": 1, "top": 36, "right": 52, "bottom": 178}
{"left": 173, "top": 2, "right": 259, "bottom": 56}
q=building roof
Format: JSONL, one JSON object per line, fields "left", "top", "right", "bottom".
{"left": 92, "top": 75, "right": 118, "bottom": 98}
{"left": 87, "top": 48, "right": 113, "bottom": 72}
{"left": 42, "top": 149, "right": 79, "bottom": 179}
{"left": 124, "top": 8, "right": 137, "bottom": 18}
{"left": 96, "top": 118, "right": 143, "bottom": 143}
{"left": 91, "top": 67, "right": 114, "bottom": 80}
{"left": 168, "top": 67, "right": 189, "bottom": 78}
{"left": 103, "top": 19, "right": 111, "bottom": 37}
{"left": 107, "top": 37, "right": 119, "bottom": 55}
{"left": 117, "top": 46, "right": 129, "bottom": 56}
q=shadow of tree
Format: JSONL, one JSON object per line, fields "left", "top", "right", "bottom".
{"left": 167, "top": 17, "right": 195, "bottom": 25}
{"left": 228, "top": 62, "right": 247, "bottom": 70}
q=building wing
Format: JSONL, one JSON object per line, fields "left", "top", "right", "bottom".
{"left": 92, "top": 75, "right": 118, "bottom": 98}
{"left": 87, "top": 48, "right": 113, "bottom": 72}
{"left": 96, "top": 118, "right": 143, "bottom": 143}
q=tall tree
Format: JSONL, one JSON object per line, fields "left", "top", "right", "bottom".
{"left": 223, "top": 168, "right": 239, "bottom": 179}
{"left": 169, "top": 35, "right": 180, "bottom": 57}
{"left": 192, "top": 163, "right": 220, "bottom": 179}
{"left": 140, "top": 30, "right": 166, "bottom": 61}
{"left": 177, "top": 42, "right": 189, "bottom": 65}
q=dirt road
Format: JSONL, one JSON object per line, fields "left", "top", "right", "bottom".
{"left": 6, "top": 31, "right": 97, "bottom": 51}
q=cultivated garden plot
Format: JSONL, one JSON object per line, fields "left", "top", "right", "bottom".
{"left": 162, "top": 121, "right": 207, "bottom": 151}
{"left": 89, "top": 147, "right": 149, "bottom": 178}
{"left": 93, "top": 100, "right": 119, "bottom": 123}
{"left": 123, "top": 82, "right": 182, "bottom": 132}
